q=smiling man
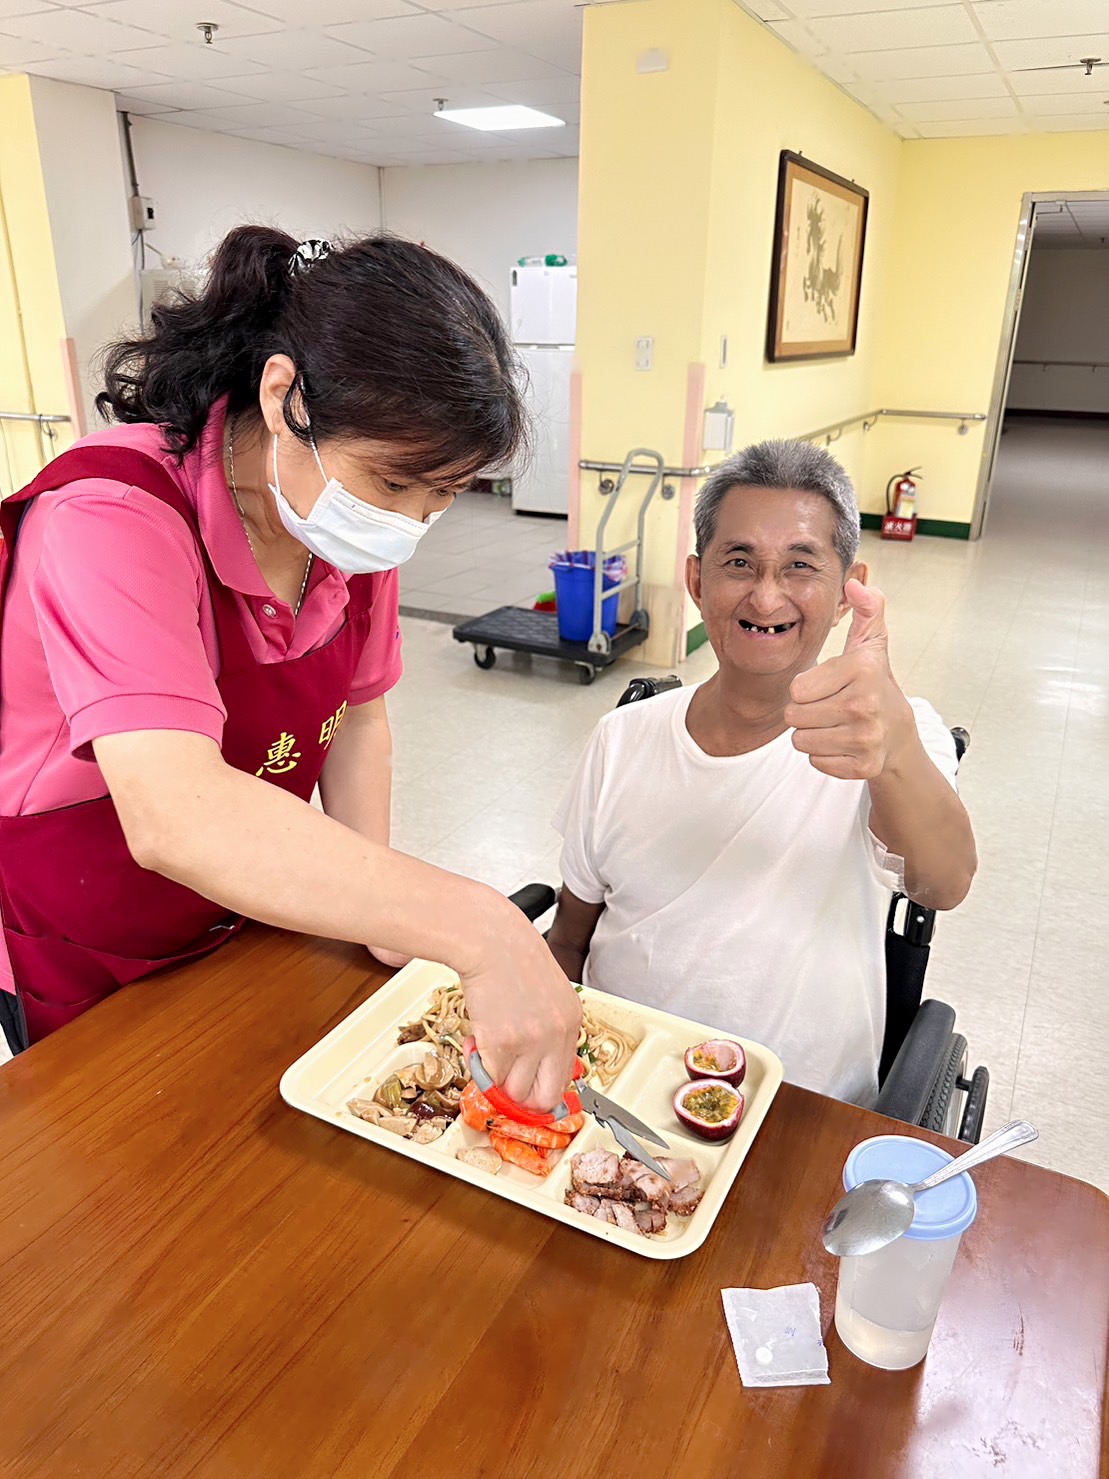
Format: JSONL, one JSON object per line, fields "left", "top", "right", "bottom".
{"left": 548, "top": 441, "right": 976, "bottom": 1105}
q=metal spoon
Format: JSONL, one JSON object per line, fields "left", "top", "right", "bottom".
{"left": 822, "top": 1120, "right": 1039, "bottom": 1258}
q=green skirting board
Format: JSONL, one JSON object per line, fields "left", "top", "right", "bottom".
{"left": 860, "top": 513, "right": 971, "bottom": 540}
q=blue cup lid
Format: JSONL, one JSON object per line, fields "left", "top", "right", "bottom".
{"left": 843, "top": 1135, "right": 977, "bottom": 1242}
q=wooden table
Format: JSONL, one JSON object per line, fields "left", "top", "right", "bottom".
{"left": 0, "top": 927, "right": 1105, "bottom": 1479}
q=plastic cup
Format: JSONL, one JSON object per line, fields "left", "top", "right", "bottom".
{"left": 833, "top": 1135, "right": 977, "bottom": 1370}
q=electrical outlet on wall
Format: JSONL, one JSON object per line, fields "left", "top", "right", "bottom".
{"left": 635, "top": 336, "right": 653, "bottom": 371}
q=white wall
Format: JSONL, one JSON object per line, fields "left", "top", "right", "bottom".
{"left": 382, "top": 158, "right": 579, "bottom": 324}
{"left": 126, "top": 116, "right": 382, "bottom": 281}
{"left": 28, "top": 77, "right": 136, "bottom": 426}
{"left": 1008, "top": 246, "right": 1109, "bottom": 415}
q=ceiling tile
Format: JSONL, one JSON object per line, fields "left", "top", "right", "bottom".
{"left": 740, "top": 1, "right": 789, "bottom": 19}
{"left": 244, "top": 0, "right": 418, "bottom": 21}
{"left": 990, "top": 34, "right": 1109, "bottom": 73}
{"left": 302, "top": 57, "right": 448, "bottom": 89}
{"left": 212, "top": 27, "right": 375, "bottom": 70}
{"left": 483, "top": 73, "right": 581, "bottom": 106}
{"left": 91, "top": 0, "right": 280, "bottom": 41}
{"left": 125, "top": 78, "right": 260, "bottom": 109}
{"left": 1019, "top": 91, "right": 1108, "bottom": 116}
{"left": 864, "top": 72, "right": 1012, "bottom": 102}
{"left": 848, "top": 43, "right": 997, "bottom": 81}
{"left": 205, "top": 70, "right": 347, "bottom": 102}
{"left": 375, "top": 83, "right": 507, "bottom": 112}
{"left": 0, "top": 0, "right": 60, "bottom": 15}
{"left": 416, "top": 46, "right": 569, "bottom": 84}
{"left": 114, "top": 91, "right": 178, "bottom": 114}
{"left": 413, "top": 0, "right": 559, "bottom": 10}
{"left": 109, "top": 42, "right": 265, "bottom": 81}
{"left": 773, "top": 0, "right": 963, "bottom": 13}
{"left": 26, "top": 53, "right": 171, "bottom": 88}
{"left": 896, "top": 95, "right": 1020, "bottom": 122}
{"left": 286, "top": 92, "right": 412, "bottom": 121}
{"left": 802, "top": 5, "right": 978, "bottom": 53}
{"left": 2, "top": 8, "right": 164, "bottom": 51}
{"left": 915, "top": 118, "right": 1029, "bottom": 137}
{"left": 973, "top": 0, "right": 1109, "bottom": 43}
{"left": 1008, "top": 67, "right": 1109, "bottom": 95}
{"left": 1033, "top": 113, "right": 1109, "bottom": 131}
{"left": 0, "top": 34, "right": 61, "bottom": 65}
{"left": 768, "top": 20, "right": 828, "bottom": 57}
{"left": 450, "top": 2, "right": 583, "bottom": 72}
{"left": 326, "top": 13, "right": 499, "bottom": 57}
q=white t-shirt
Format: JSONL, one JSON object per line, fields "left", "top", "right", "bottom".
{"left": 554, "top": 685, "right": 958, "bottom": 1106}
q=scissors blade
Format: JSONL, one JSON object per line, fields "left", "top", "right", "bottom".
{"left": 578, "top": 1083, "right": 670, "bottom": 1149}
{"left": 607, "top": 1118, "right": 672, "bottom": 1180}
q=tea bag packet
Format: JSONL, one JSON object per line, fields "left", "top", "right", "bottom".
{"left": 721, "top": 1283, "right": 831, "bottom": 1387}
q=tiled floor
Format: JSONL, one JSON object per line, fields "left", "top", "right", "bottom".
{"left": 4, "top": 418, "right": 1106, "bottom": 1193}
{"left": 398, "top": 490, "right": 568, "bottom": 620}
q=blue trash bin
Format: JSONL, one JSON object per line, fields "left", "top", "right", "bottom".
{"left": 550, "top": 554, "right": 622, "bottom": 644}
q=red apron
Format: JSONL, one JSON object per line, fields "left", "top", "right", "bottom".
{"left": 0, "top": 445, "right": 378, "bottom": 1045}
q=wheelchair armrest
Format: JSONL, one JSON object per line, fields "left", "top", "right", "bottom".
{"left": 508, "top": 883, "right": 558, "bottom": 922}
{"left": 874, "top": 998, "right": 956, "bottom": 1126}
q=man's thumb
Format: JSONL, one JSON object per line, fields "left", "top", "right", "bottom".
{"left": 842, "top": 579, "right": 887, "bottom": 653}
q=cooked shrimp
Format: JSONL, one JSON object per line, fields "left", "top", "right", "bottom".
{"left": 489, "top": 1131, "right": 551, "bottom": 1177}
{"left": 488, "top": 1116, "right": 574, "bottom": 1150}
{"left": 459, "top": 1079, "right": 496, "bottom": 1132}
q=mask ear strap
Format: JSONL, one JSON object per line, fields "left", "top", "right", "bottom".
{"left": 309, "top": 433, "right": 328, "bottom": 483}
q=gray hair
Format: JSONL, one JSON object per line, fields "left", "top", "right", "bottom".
{"left": 693, "top": 439, "right": 861, "bottom": 568}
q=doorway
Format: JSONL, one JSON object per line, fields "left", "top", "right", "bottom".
{"left": 972, "top": 191, "right": 1109, "bottom": 539}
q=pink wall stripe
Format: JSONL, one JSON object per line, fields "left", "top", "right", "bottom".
{"left": 567, "top": 365, "right": 583, "bottom": 549}
{"left": 674, "top": 361, "right": 706, "bottom": 588}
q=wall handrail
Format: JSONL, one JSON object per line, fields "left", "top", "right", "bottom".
{"left": 1011, "top": 359, "right": 1109, "bottom": 371}
{"left": 798, "top": 407, "right": 987, "bottom": 445}
{"left": 0, "top": 411, "right": 71, "bottom": 425}
{"left": 579, "top": 457, "right": 712, "bottom": 479}
{"left": 581, "top": 407, "right": 987, "bottom": 478}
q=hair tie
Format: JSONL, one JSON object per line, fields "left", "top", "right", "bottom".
{"left": 288, "top": 239, "right": 332, "bottom": 278}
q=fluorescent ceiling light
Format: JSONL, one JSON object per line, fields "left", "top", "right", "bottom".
{"left": 435, "top": 105, "right": 565, "bottom": 132}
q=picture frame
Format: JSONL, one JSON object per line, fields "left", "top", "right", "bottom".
{"left": 766, "top": 151, "right": 869, "bottom": 363}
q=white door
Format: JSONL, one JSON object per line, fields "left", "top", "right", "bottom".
{"left": 512, "top": 348, "right": 573, "bottom": 515}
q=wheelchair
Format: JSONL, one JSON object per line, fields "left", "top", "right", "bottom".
{"left": 510, "top": 675, "right": 989, "bottom": 1144}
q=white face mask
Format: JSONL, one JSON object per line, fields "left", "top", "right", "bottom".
{"left": 267, "top": 433, "right": 441, "bottom": 574}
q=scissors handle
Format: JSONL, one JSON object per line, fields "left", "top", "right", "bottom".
{"left": 463, "top": 1038, "right": 583, "bottom": 1126}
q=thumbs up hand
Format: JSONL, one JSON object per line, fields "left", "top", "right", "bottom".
{"left": 784, "top": 579, "right": 915, "bottom": 781}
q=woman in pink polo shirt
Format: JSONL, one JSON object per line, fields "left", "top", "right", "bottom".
{"left": 0, "top": 225, "right": 579, "bottom": 1110}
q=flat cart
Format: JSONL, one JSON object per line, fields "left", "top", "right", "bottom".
{"left": 453, "top": 448, "right": 665, "bottom": 685}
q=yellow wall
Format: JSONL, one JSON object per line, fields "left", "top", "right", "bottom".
{"left": 576, "top": 0, "right": 900, "bottom": 655}
{"left": 0, "top": 74, "right": 69, "bottom": 493}
{"left": 862, "top": 134, "right": 1109, "bottom": 526}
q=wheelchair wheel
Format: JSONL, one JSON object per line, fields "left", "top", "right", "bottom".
{"left": 473, "top": 646, "right": 496, "bottom": 670}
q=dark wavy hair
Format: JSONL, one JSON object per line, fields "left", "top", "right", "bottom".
{"left": 97, "top": 225, "right": 527, "bottom": 478}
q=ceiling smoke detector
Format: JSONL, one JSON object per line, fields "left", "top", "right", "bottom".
{"left": 196, "top": 21, "right": 219, "bottom": 45}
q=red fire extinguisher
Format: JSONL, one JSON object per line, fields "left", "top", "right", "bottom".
{"left": 881, "top": 468, "right": 920, "bottom": 541}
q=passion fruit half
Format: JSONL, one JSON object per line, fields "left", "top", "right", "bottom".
{"left": 673, "top": 1079, "right": 744, "bottom": 1141}
{"left": 684, "top": 1039, "right": 746, "bottom": 1086}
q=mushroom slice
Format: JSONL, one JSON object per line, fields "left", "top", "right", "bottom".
{"left": 414, "top": 1051, "right": 455, "bottom": 1091}
{"left": 456, "top": 1146, "right": 502, "bottom": 1175}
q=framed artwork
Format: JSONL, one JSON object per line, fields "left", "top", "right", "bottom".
{"left": 766, "top": 151, "right": 869, "bottom": 362}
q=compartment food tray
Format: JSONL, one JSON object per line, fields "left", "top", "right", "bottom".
{"left": 280, "top": 959, "right": 783, "bottom": 1260}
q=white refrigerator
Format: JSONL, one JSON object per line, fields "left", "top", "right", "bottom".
{"left": 510, "top": 262, "right": 577, "bottom": 516}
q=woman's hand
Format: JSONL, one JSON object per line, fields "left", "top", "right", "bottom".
{"left": 459, "top": 907, "right": 582, "bottom": 1113}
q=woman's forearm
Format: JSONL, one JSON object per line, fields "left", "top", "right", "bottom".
{"left": 94, "top": 730, "right": 508, "bottom": 974}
